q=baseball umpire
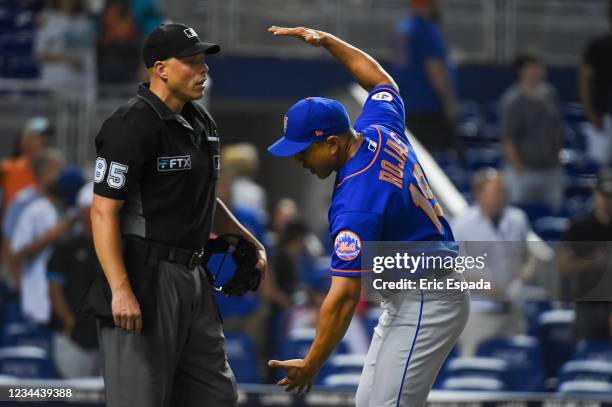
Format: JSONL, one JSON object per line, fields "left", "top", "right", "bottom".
{"left": 266, "top": 26, "right": 469, "bottom": 406}
{"left": 83, "top": 23, "right": 267, "bottom": 407}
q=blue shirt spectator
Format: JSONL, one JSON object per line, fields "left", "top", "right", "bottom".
{"left": 395, "top": 0, "right": 460, "bottom": 152}
{"left": 397, "top": 15, "right": 457, "bottom": 113}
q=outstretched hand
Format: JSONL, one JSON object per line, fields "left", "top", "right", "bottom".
{"left": 268, "top": 358, "right": 316, "bottom": 395}
{"left": 268, "top": 26, "right": 324, "bottom": 47}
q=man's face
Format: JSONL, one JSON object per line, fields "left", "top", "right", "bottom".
{"left": 165, "top": 52, "right": 209, "bottom": 101}
{"left": 476, "top": 179, "right": 506, "bottom": 218}
{"left": 293, "top": 140, "right": 338, "bottom": 179}
{"left": 520, "top": 62, "right": 545, "bottom": 87}
{"left": 21, "top": 134, "right": 48, "bottom": 156}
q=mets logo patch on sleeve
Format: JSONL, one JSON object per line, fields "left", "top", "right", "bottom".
{"left": 334, "top": 230, "right": 362, "bottom": 261}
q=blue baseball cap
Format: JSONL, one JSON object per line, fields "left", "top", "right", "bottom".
{"left": 268, "top": 97, "right": 350, "bottom": 157}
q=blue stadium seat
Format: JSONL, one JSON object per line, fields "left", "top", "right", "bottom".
{"left": 538, "top": 309, "right": 575, "bottom": 378}
{"left": 442, "top": 376, "right": 505, "bottom": 391}
{"left": 322, "top": 373, "right": 361, "bottom": 388}
{"left": 533, "top": 216, "right": 569, "bottom": 241}
{"left": 2, "top": 323, "right": 54, "bottom": 354}
{"left": 1, "top": 301, "right": 23, "bottom": 326}
{"left": 432, "top": 344, "right": 460, "bottom": 389}
{"left": 363, "top": 307, "right": 382, "bottom": 339}
{"left": 564, "top": 175, "right": 596, "bottom": 200}
{"left": 224, "top": 332, "right": 259, "bottom": 384}
{"left": 476, "top": 335, "right": 545, "bottom": 391}
{"left": 318, "top": 353, "right": 366, "bottom": 384}
{"left": 523, "top": 300, "right": 552, "bottom": 336}
{"left": 572, "top": 340, "right": 612, "bottom": 362}
{"left": 558, "top": 380, "right": 612, "bottom": 395}
{"left": 559, "top": 360, "right": 612, "bottom": 384}
{"left": 280, "top": 328, "right": 349, "bottom": 361}
{"left": 444, "top": 357, "right": 509, "bottom": 383}
{"left": 517, "top": 203, "right": 557, "bottom": 224}
{"left": 464, "top": 147, "right": 502, "bottom": 171}
{"left": 0, "top": 346, "right": 57, "bottom": 378}
{"left": 562, "top": 103, "right": 586, "bottom": 125}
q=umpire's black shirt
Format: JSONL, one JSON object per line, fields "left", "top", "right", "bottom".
{"left": 93, "top": 83, "right": 220, "bottom": 250}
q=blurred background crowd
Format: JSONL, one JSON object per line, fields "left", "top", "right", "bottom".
{"left": 0, "top": 0, "right": 612, "bottom": 398}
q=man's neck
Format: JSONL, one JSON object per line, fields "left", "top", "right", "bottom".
{"left": 520, "top": 81, "right": 539, "bottom": 97}
{"left": 342, "top": 130, "right": 364, "bottom": 166}
{"left": 149, "top": 80, "right": 185, "bottom": 113}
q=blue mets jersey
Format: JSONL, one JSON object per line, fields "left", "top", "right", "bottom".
{"left": 329, "top": 85, "right": 456, "bottom": 277}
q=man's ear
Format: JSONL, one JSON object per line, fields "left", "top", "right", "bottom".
{"left": 153, "top": 60, "right": 169, "bottom": 81}
{"left": 326, "top": 135, "right": 341, "bottom": 154}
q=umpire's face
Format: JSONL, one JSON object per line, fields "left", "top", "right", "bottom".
{"left": 164, "top": 52, "right": 209, "bottom": 101}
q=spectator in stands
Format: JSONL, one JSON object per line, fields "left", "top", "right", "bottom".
{"left": 396, "top": 0, "right": 459, "bottom": 152}
{"left": 453, "top": 168, "right": 534, "bottom": 355}
{"left": 2, "top": 148, "right": 65, "bottom": 290}
{"left": 34, "top": 0, "right": 97, "bottom": 99}
{"left": 285, "top": 269, "right": 369, "bottom": 355}
{"left": 47, "top": 182, "right": 100, "bottom": 378}
{"left": 10, "top": 165, "right": 84, "bottom": 325}
{"left": 222, "top": 143, "right": 268, "bottom": 224}
{"left": 558, "top": 169, "right": 612, "bottom": 341}
{"left": 500, "top": 52, "right": 564, "bottom": 211}
{"left": 131, "top": 0, "right": 163, "bottom": 37}
{"left": 0, "top": 117, "right": 52, "bottom": 213}
{"left": 580, "top": 0, "right": 612, "bottom": 166}
{"left": 97, "top": 0, "right": 141, "bottom": 84}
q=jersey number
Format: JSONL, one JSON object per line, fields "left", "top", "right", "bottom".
{"left": 94, "top": 157, "right": 128, "bottom": 189}
{"left": 409, "top": 163, "right": 444, "bottom": 233}
{"left": 107, "top": 162, "right": 128, "bottom": 189}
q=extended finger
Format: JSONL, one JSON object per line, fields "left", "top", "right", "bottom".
{"left": 135, "top": 316, "right": 143, "bottom": 334}
{"left": 125, "top": 316, "right": 134, "bottom": 332}
{"left": 268, "top": 360, "right": 287, "bottom": 368}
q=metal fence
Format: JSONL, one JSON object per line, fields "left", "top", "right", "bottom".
{"left": 168, "top": 0, "right": 610, "bottom": 65}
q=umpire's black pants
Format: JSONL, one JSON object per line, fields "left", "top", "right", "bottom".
{"left": 97, "top": 245, "right": 237, "bottom": 407}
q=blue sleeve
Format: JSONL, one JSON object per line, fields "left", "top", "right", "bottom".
{"left": 354, "top": 85, "right": 406, "bottom": 136}
{"left": 2, "top": 203, "right": 18, "bottom": 237}
{"left": 330, "top": 211, "right": 383, "bottom": 277}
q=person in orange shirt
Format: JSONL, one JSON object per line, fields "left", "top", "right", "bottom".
{"left": 0, "top": 117, "right": 52, "bottom": 213}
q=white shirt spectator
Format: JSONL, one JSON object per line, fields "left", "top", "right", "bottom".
{"left": 11, "top": 196, "right": 59, "bottom": 324}
{"left": 34, "top": 10, "right": 97, "bottom": 100}
{"left": 453, "top": 205, "right": 532, "bottom": 355}
{"left": 231, "top": 177, "right": 268, "bottom": 223}
{"left": 452, "top": 205, "right": 531, "bottom": 296}
{"left": 453, "top": 206, "right": 530, "bottom": 242}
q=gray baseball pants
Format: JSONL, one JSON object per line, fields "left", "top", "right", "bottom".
{"left": 97, "top": 259, "right": 237, "bottom": 407}
{"left": 356, "top": 271, "right": 470, "bottom": 407}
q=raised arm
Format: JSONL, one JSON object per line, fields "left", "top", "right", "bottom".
{"left": 268, "top": 26, "right": 398, "bottom": 93}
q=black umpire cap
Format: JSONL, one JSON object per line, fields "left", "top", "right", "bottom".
{"left": 142, "top": 23, "right": 220, "bottom": 68}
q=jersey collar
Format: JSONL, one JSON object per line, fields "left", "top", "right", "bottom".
{"left": 137, "top": 82, "right": 197, "bottom": 122}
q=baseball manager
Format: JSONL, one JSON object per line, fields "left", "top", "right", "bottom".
{"left": 83, "top": 23, "right": 267, "bottom": 407}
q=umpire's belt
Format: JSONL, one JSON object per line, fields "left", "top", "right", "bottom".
{"left": 123, "top": 236, "right": 205, "bottom": 270}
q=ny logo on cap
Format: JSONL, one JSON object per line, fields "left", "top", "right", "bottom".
{"left": 184, "top": 28, "right": 197, "bottom": 38}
